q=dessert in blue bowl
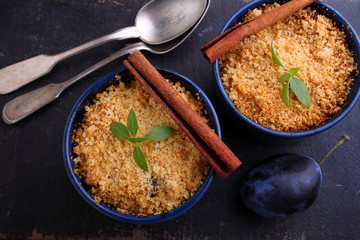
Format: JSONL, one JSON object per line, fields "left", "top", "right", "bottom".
{"left": 213, "top": 0, "right": 360, "bottom": 140}
{"left": 63, "top": 68, "right": 220, "bottom": 223}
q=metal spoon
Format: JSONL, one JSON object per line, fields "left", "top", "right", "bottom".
{"left": 0, "top": 0, "right": 207, "bottom": 94}
{"left": 1, "top": 0, "right": 211, "bottom": 124}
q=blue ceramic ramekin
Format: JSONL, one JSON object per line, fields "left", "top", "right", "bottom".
{"left": 213, "top": 0, "right": 360, "bottom": 140}
{"left": 63, "top": 68, "right": 220, "bottom": 223}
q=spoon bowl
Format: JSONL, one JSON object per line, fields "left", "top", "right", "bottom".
{"left": 136, "top": 0, "right": 206, "bottom": 44}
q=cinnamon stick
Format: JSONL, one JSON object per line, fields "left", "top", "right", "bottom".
{"left": 124, "top": 51, "right": 241, "bottom": 178}
{"left": 201, "top": 0, "right": 317, "bottom": 63}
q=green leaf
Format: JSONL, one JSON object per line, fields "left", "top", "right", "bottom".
{"left": 288, "top": 67, "right": 300, "bottom": 77}
{"left": 278, "top": 73, "right": 291, "bottom": 82}
{"left": 133, "top": 144, "right": 148, "bottom": 172}
{"left": 135, "top": 137, "right": 149, "bottom": 143}
{"left": 110, "top": 122, "right": 130, "bottom": 140}
{"left": 271, "top": 43, "right": 285, "bottom": 68}
{"left": 126, "top": 138, "right": 138, "bottom": 143}
{"left": 127, "top": 108, "right": 138, "bottom": 137}
{"left": 290, "top": 77, "right": 311, "bottom": 109}
{"left": 133, "top": 137, "right": 149, "bottom": 143}
{"left": 281, "top": 81, "right": 290, "bottom": 108}
{"left": 147, "top": 126, "right": 175, "bottom": 141}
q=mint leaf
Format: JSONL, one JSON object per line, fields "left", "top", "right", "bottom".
{"left": 278, "top": 73, "right": 291, "bottom": 82}
{"left": 290, "top": 77, "right": 311, "bottom": 109}
{"left": 147, "top": 126, "right": 175, "bottom": 141}
{"left": 133, "top": 144, "right": 148, "bottom": 172}
{"left": 126, "top": 137, "right": 149, "bottom": 143}
{"left": 127, "top": 108, "right": 138, "bottom": 137}
{"left": 271, "top": 43, "right": 285, "bottom": 68}
{"left": 110, "top": 122, "right": 130, "bottom": 140}
{"left": 133, "top": 137, "right": 149, "bottom": 143}
{"left": 127, "top": 138, "right": 138, "bottom": 143}
{"left": 288, "top": 67, "right": 300, "bottom": 77}
{"left": 281, "top": 81, "right": 290, "bottom": 108}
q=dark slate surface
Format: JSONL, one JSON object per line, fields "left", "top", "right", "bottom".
{"left": 0, "top": 0, "right": 359, "bottom": 239}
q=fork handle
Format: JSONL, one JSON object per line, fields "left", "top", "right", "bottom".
{"left": 0, "top": 55, "right": 59, "bottom": 95}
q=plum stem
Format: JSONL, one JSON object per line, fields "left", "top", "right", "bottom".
{"left": 318, "top": 135, "right": 350, "bottom": 166}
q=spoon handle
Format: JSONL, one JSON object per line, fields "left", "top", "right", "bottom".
{"left": 0, "top": 26, "right": 139, "bottom": 95}
{"left": 1, "top": 42, "right": 146, "bottom": 124}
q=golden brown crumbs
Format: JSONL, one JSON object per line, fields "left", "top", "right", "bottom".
{"left": 220, "top": 3, "right": 357, "bottom": 132}
{"left": 72, "top": 77, "right": 210, "bottom": 216}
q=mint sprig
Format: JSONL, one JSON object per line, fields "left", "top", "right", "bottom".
{"left": 271, "top": 43, "right": 311, "bottom": 109}
{"left": 110, "top": 108, "right": 175, "bottom": 172}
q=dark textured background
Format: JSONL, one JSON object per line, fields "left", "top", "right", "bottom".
{"left": 0, "top": 0, "right": 359, "bottom": 239}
